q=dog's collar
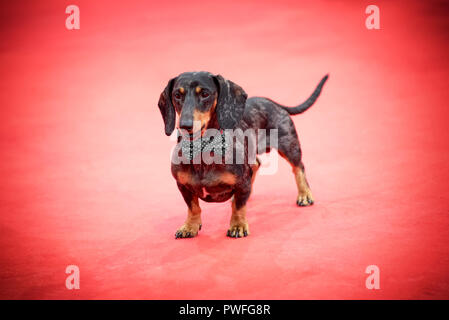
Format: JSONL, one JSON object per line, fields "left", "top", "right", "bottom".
{"left": 177, "top": 130, "right": 229, "bottom": 160}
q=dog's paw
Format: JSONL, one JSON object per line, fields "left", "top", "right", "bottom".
{"left": 296, "top": 191, "right": 314, "bottom": 206}
{"left": 175, "top": 223, "right": 202, "bottom": 239}
{"left": 226, "top": 221, "right": 249, "bottom": 238}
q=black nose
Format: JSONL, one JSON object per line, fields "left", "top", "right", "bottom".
{"left": 179, "top": 119, "right": 193, "bottom": 131}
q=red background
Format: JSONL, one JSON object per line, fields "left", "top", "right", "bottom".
{"left": 1, "top": 0, "right": 449, "bottom": 299}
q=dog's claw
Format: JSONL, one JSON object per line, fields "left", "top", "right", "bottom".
{"left": 296, "top": 193, "right": 314, "bottom": 207}
{"left": 227, "top": 223, "right": 249, "bottom": 238}
{"left": 175, "top": 224, "right": 201, "bottom": 239}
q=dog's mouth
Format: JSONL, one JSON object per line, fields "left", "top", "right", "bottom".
{"left": 182, "top": 124, "right": 206, "bottom": 141}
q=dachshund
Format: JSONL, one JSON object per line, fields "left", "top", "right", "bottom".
{"left": 158, "top": 72, "right": 328, "bottom": 238}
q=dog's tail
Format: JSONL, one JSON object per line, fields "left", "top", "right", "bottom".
{"left": 277, "top": 74, "right": 329, "bottom": 115}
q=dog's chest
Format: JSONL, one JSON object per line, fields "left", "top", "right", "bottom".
{"left": 181, "top": 167, "right": 236, "bottom": 202}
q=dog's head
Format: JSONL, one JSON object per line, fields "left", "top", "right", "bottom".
{"left": 158, "top": 71, "right": 247, "bottom": 136}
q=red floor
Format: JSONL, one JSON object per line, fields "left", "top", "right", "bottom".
{"left": 1, "top": 0, "right": 449, "bottom": 299}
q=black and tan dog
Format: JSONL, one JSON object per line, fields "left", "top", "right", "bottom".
{"left": 158, "top": 72, "right": 328, "bottom": 238}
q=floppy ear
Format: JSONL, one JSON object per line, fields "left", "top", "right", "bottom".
{"left": 158, "top": 77, "right": 177, "bottom": 136}
{"left": 213, "top": 75, "right": 248, "bottom": 130}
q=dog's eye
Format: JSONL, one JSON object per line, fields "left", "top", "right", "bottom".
{"left": 174, "top": 92, "right": 182, "bottom": 99}
{"left": 201, "top": 91, "right": 209, "bottom": 98}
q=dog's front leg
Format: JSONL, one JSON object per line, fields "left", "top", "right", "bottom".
{"left": 175, "top": 182, "right": 202, "bottom": 239}
{"left": 227, "top": 184, "right": 251, "bottom": 238}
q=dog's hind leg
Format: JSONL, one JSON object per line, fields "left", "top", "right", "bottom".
{"left": 277, "top": 124, "right": 314, "bottom": 207}
{"left": 292, "top": 163, "right": 314, "bottom": 206}
{"left": 175, "top": 182, "right": 202, "bottom": 238}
